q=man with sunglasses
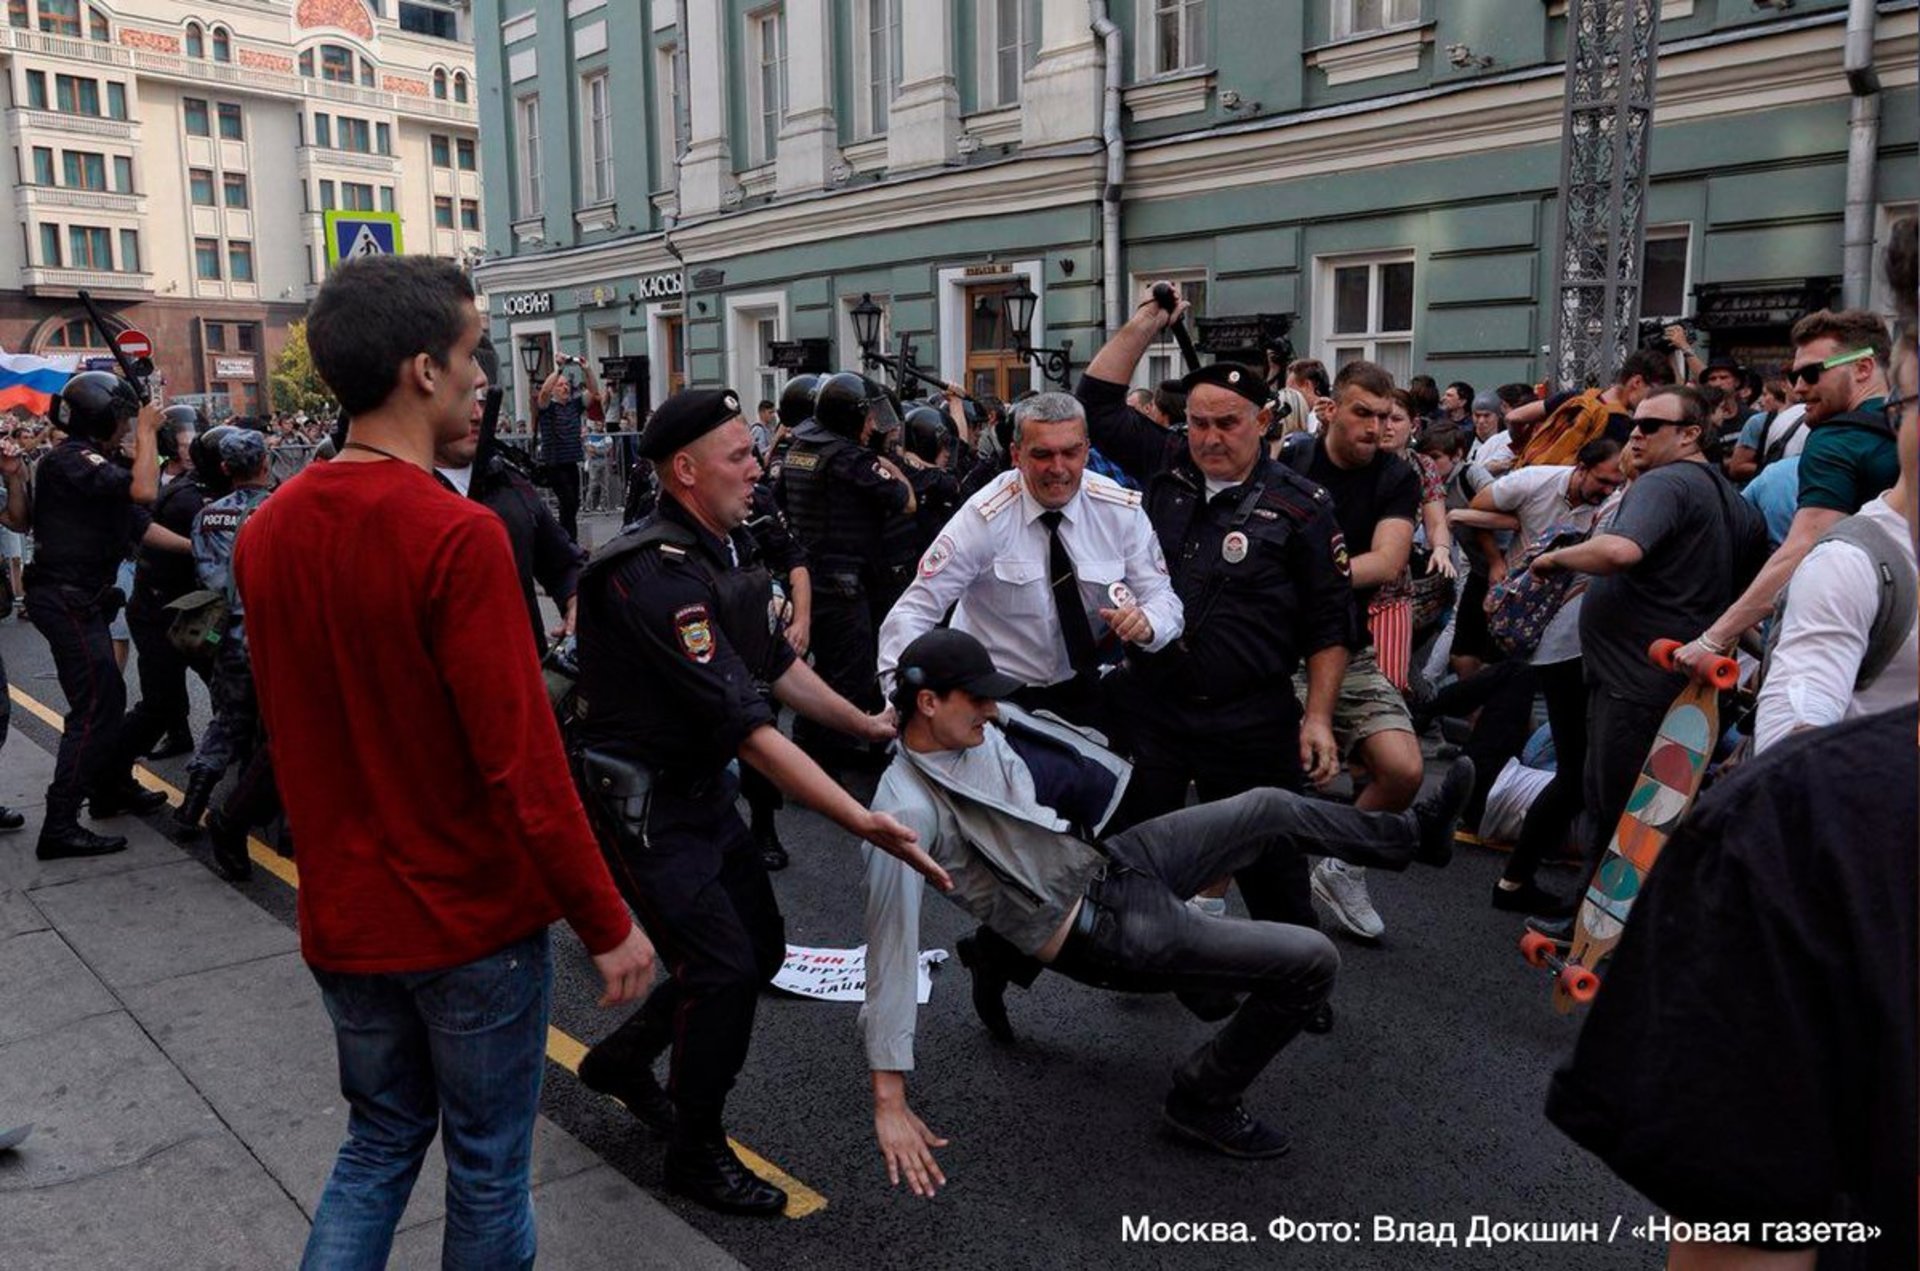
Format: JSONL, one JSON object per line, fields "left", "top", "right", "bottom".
{"left": 1674, "top": 308, "right": 1898, "bottom": 676}
{"left": 1525, "top": 387, "right": 1767, "bottom": 942}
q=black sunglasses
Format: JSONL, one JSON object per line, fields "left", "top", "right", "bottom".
{"left": 1630, "top": 417, "right": 1694, "bottom": 435}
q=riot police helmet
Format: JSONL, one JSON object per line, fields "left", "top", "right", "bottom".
{"left": 777, "top": 373, "right": 820, "bottom": 428}
{"left": 902, "top": 406, "right": 948, "bottom": 463}
{"left": 55, "top": 370, "right": 141, "bottom": 441}
{"left": 812, "top": 372, "right": 870, "bottom": 440}
{"left": 191, "top": 424, "right": 239, "bottom": 493}
{"left": 158, "top": 404, "right": 204, "bottom": 465}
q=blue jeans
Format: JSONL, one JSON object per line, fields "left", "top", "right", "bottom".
{"left": 302, "top": 930, "right": 553, "bottom": 1271}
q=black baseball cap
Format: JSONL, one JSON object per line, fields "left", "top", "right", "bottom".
{"left": 897, "top": 629, "right": 1023, "bottom": 699}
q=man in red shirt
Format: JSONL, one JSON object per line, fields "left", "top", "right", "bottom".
{"left": 235, "top": 255, "right": 655, "bottom": 1269}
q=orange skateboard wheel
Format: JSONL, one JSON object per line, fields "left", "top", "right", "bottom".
{"left": 1560, "top": 966, "right": 1600, "bottom": 1003}
{"left": 1518, "top": 931, "right": 1557, "bottom": 968}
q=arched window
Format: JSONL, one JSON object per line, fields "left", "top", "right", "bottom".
{"left": 358, "top": 58, "right": 375, "bottom": 87}
{"left": 453, "top": 71, "right": 469, "bottom": 104}
{"left": 6, "top": 1, "right": 26, "bottom": 31}
{"left": 432, "top": 68, "right": 447, "bottom": 100}
{"left": 319, "top": 43, "right": 354, "bottom": 83}
{"left": 87, "top": 5, "right": 106, "bottom": 40}
{"left": 38, "top": 0, "right": 78, "bottom": 36}
{"left": 184, "top": 21, "right": 203, "bottom": 58}
{"left": 298, "top": 49, "right": 313, "bottom": 77}
{"left": 211, "top": 26, "right": 230, "bottom": 62}
{"left": 45, "top": 318, "right": 93, "bottom": 349}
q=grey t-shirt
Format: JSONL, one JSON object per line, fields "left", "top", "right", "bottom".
{"left": 1580, "top": 460, "right": 1767, "bottom": 703}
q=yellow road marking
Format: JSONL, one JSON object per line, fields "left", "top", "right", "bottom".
{"left": 9, "top": 682, "right": 827, "bottom": 1218}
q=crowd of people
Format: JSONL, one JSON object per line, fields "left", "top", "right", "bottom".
{"left": 0, "top": 218, "right": 1910, "bottom": 1269}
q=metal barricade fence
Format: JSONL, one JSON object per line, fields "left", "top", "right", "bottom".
{"left": 259, "top": 434, "right": 634, "bottom": 523}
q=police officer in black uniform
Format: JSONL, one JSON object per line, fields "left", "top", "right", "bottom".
{"left": 773, "top": 371, "right": 915, "bottom": 768}
{"left": 568, "top": 387, "right": 948, "bottom": 1217}
{"left": 126, "top": 413, "right": 229, "bottom": 823}
{"left": 25, "top": 371, "right": 172, "bottom": 859}
{"left": 1073, "top": 289, "right": 1356, "bottom": 934}
{"left": 875, "top": 404, "right": 962, "bottom": 609}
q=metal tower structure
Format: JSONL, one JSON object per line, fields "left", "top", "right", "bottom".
{"left": 1549, "top": 0, "right": 1661, "bottom": 389}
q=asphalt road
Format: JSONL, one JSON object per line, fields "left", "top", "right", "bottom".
{"left": 0, "top": 514, "right": 1662, "bottom": 1270}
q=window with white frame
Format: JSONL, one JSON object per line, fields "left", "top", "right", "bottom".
{"left": 655, "top": 43, "right": 687, "bottom": 189}
{"left": 748, "top": 6, "right": 787, "bottom": 166}
{"left": 858, "top": 0, "right": 902, "bottom": 137}
{"left": 1319, "top": 252, "right": 1415, "bottom": 383}
{"left": 582, "top": 71, "right": 614, "bottom": 204}
{"left": 1640, "top": 224, "right": 1691, "bottom": 320}
{"left": 727, "top": 296, "right": 786, "bottom": 407}
{"left": 1129, "top": 272, "right": 1209, "bottom": 390}
{"left": 1331, "top": 0, "right": 1420, "bottom": 41}
{"left": 515, "top": 94, "right": 542, "bottom": 217}
{"left": 986, "top": 0, "right": 1032, "bottom": 108}
{"left": 1146, "top": 0, "right": 1208, "bottom": 76}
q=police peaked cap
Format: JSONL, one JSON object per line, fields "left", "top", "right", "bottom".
{"left": 1179, "top": 361, "right": 1269, "bottom": 407}
{"left": 638, "top": 387, "right": 744, "bottom": 460}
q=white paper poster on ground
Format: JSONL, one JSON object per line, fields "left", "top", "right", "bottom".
{"left": 773, "top": 944, "right": 947, "bottom": 1004}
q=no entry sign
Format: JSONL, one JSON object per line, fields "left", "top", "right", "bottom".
{"left": 113, "top": 328, "right": 152, "bottom": 360}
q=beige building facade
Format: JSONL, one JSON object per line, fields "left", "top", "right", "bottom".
{"left": 0, "top": 0, "right": 478, "bottom": 414}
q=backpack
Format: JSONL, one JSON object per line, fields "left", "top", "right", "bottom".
{"left": 1515, "top": 389, "right": 1611, "bottom": 469}
{"left": 1481, "top": 520, "right": 1592, "bottom": 657}
{"left": 1763, "top": 513, "right": 1917, "bottom": 693}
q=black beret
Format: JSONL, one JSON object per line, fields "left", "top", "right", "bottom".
{"left": 637, "top": 387, "right": 744, "bottom": 460}
{"left": 1178, "top": 361, "right": 1268, "bottom": 407}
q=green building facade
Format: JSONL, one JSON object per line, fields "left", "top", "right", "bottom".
{"left": 473, "top": 0, "right": 1917, "bottom": 425}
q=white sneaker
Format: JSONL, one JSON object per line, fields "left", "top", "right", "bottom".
{"left": 1186, "top": 895, "right": 1228, "bottom": 918}
{"left": 1312, "top": 859, "right": 1384, "bottom": 939}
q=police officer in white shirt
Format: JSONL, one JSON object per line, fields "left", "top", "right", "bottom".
{"left": 877, "top": 391, "right": 1183, "bottom": 733}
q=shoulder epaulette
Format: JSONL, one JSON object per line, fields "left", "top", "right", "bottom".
{"left": 1083, "top": 475, "right": 1143, "bottom": 509}
{"left": 974, "top": 472, "right": 1022, "bottom": 522}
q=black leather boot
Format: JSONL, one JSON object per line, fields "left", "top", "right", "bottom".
{"left": 205, "top": 809, "right": 253, "bottom": 882}
{"left": 171, "top": 770, "right": 219, "bottom": 838}
{"left": 578, "top": 1040, "right": 676, "bottom": 1133}
{"left": 664, "top": 1132, "right": 787, "bottom": 1216}
{"left": 38, "top": 798, "right": 127, "bottom": 859}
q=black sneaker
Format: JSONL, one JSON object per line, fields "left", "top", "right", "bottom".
{"left": 36, "top": 823, "right": 128, "bottom": 860}
{"left": 955, "top": 934, "right": 1015, "bottom": 1044}
{"left": 1410, "top": 756, "right": 1475, "bottom": 867}
{"left": 1162, "top": 1091, "right": 1292, "bottom": 1160}
{"left": 1491, "top": 879, "right": 1569, "bottom": 916}
{"left": 755, "top": 829, "right": 789, "bottom": 873}
{"left": 1302, "top": 999, "right": 1335, "bottom": 1035}
{"left": 0, "top": 805, "right": 24, "bottom": 832}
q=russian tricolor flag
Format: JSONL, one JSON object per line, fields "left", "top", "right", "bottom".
{"left": 0, "top": 347, "right": 76, "bottom": 415}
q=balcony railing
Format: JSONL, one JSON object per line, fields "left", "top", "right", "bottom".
{"left": 0, "top": 26, "right": 477, "bottom": 126}
{"left": 297, "top": 145, "right": 402, "bottom": 176}
{"left": 21, "top": 265, "right": 152, "bottom": 294}
{"left": 14, "top": 184, "right": 145, "bottom": 214}
{"left": 5, "top": 105, "right": 138, "bottom": 140}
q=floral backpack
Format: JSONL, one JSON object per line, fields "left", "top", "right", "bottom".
{"left": 1482, "top": 521, "right": 1591, "bottom": 657}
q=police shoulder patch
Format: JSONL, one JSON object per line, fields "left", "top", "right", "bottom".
{"left": 674, "top": 603, "right": 715, "bottom": 663}
{"left": 919, "top": 534, "right": 955, "bottom": 578}
{"left": 1329, "top": 531, "right": 1351, "bottom": 577}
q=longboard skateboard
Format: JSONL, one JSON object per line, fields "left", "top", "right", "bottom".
{"left": 1520, "top": 639, "right": 1738, "bottom": 1011}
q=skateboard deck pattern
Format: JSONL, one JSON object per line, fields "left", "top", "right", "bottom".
{"left": 1552, "top": 677, "right": 1721, "bottom": 1013}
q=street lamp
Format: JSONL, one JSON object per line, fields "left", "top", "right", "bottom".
{"left": 850, "top": 292, "right": 883, "bottom": 359}
{"left": 518, "top": 340, "right": 544, "bottom": 380}
{"left": 1001, "top": 279, "right": 1073, "bottom": 389}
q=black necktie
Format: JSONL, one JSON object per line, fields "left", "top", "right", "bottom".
{"left": 1039, "top": 510, "right": 1099, "bottom": 675}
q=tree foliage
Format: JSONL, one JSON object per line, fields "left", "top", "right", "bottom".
{"left": 268, "top": 321, "right": 334, "bottom": 417}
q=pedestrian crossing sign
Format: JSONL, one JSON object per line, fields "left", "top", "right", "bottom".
{"left": 323, "top": 210, "right": 404, "bottom": 267}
